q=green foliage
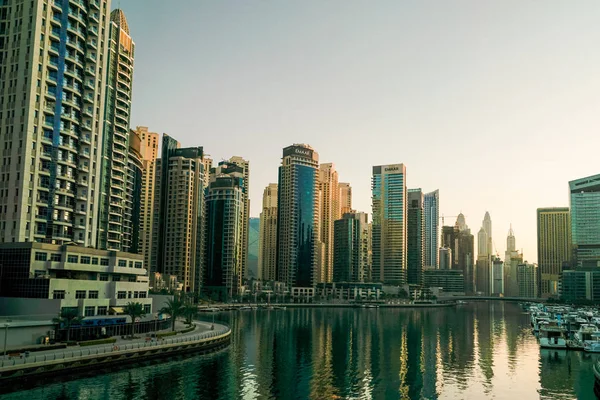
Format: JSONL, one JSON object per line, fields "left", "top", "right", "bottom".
{"left": 79, "top": 338, "right": 117, "bottom": 347}
{"left": 182, "top": 304, "right": 197, "bottom": 325}
{"left": 160, "top": 297, "right": 184, "bottom": 331}
{"left": 52, "top": 308, "right": 83, "bottom": 342}
{"left": 398, "top": 289, "right": 409, "bottom": 299}
{"left": 124, "top": 302, "right": 147, "bottom": 337}
{"left": 156, "top": 331, "right": 177, "bottom": 339}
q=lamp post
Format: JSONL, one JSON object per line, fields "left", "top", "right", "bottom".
{"left": 3, "top": 321, "right": 11, "bottom": 357}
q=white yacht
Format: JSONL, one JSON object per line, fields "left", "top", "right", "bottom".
{"left": 575, "top": 324, "right": 599, "bottom": 343}
{"left": 539, "top": 322, "right": 566, "bottom": 349}
{"left": 584, "top": 333, "right": 600, "bottom": 353}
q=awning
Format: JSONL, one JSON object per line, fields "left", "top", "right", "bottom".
{"left": 110, "top": 307, "right": 124, "bottom": 314}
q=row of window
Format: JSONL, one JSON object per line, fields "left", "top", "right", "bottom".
{"left": 116, "top": 291, "right": 148, "bottom": 299}
{"left": 34, "top": 251, "right": 142, "bottom": 268}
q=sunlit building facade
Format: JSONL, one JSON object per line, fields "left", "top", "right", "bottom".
{"left": 259, "top": 183, "right": 278, "bottom": 281}
{"left": 318, "top": 163, "right": 340, "bottom": 283}
{"left": 424, "top": 190, "right": 439, "bottom": 268}
{"left": 537, "top": 207, "right": 571, "bottom": 298}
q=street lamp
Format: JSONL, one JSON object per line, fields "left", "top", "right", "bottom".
{"left": 3, "top": 320, "right": 11, "bottom": 357}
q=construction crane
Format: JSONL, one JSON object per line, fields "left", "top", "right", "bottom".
{"left": 439, "top": 214, "right": 465, "bottom": 226}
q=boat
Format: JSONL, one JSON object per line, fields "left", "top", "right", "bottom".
{"left": 199, "top": 307, "right": 220, "bottom": 313}
{"left": 273, "top": 306, "right": 286, "bottom": 310}
{"left": 533, "top": 317, "right": 551, "bottom": 333}
{"left": 575, "top": 324, "right": 599, "bottom": 343}
{"left": 584, "top": 333, "right": 600, "bottom": 353}
{"left": 365, "top": 304, "right": 379, "bottom": 309}
{"left": 238, "top": 306, "right": 252, "bottom": 311}
{"left": 539, "top": 322, "right": 567, "bottom": 349}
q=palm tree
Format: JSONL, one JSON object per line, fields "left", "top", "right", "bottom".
{"left": 160, "top": 297, "right": 184, "bottom": 331}
{"left": 124, "top": 302, "right": 147, "bottom": 337}
{"left": 52, "top": 308, "right": 83, "bottom": 342}
{"left": 182, "top": 304, "right": 197, "bottom": 326}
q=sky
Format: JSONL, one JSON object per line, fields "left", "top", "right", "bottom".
{"left": 118, "top": 0, "right": 600, "bottom": 263}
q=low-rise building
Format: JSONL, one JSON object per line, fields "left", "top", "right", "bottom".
{"left": 517, "top": 263, "right": 538, "bottom": 298}
{"left": 423, "top": 268, "right": 465, "bottom": 295}
{"left": 0, "top": 243, "right": 152, "bottom": 318}
{"left": 560, "top": 268, "right": 600, "bottom": 303}
{"left": 315, "top": 282, "right": 383, "bottom": 301}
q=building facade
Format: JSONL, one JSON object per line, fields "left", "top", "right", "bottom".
{"left": 151, "top": 135, "right": 205, "bottom": 293}
{"left": 135, "top": 127, "right": 159, "bottom": 270}
{"left": 276, "top": 144, "right": 320, "bottom": 289}
{"left": 123, "top": 130, "right": 142, "bottom": 253}
{"left": 259, "top": 183, "right": 278, "bottom": 281}
{"left": 424, "top": 190, "right": 439, "bottom": 268}
{"left": 372, "top": 164, "right": 407, "bottom": 284}
{"left": 97, "top": 9, "right": 135, "bottom": 252}
{"left": 570, "top": 174, "right": 600, "bottom": 268}
{"left": 203, "top": 176, "right": 244, "bottom": 301}
{"left": 407, "top": 189, "right": 424, "bottom": 286}
{"left": 537, "top": 208, "right": 571, "bottom": 298}
{"left": 491, "top": 257, "right": 504, "bottom": 296}
{"left": 517, "top": 263, "right": 538, "bottom": 298}
{"left": 0, "top": 242, "right": 151, "bottom": 316}
{"left": 439, "top": 247, "right": 452, "bottom": 270}
{"left": 560, "top": 269, "right": 600, "bottom": 303}
{"left": 423, "top": 268, "right": 465, "bottom": 294}
{"left": 339, "top": 182, "right": 352, "bottom": 214}
{"left": 333, "top": 212, "right": 370, "bottom": 283}
{"left": 0, "top": 0, "right": 111, "bottom": 245}
{"left": 318, "top": 163, "right": 340, "bottom": 283}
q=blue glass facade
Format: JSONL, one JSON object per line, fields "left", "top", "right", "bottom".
{"left": 570, "top": 174, "right": 600, "bottom": 268}
{"left": 424, "top": 190, "right": 439, "bottom": 268}
{"left": 295, "top": 165, "right": 317, "bottom": 287}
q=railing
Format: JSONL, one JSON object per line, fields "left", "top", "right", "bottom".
{"left": 0, "top": 323, "right": 230, "bottom": 370}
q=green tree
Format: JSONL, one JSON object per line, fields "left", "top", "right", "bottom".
{"left": 52, "top": 308, "right": 83, "bottom": 342}
{"left": 182, "top": 304, "right": 197, "bottom": 326}
{"left": 160, "top": 297, "right": 184, "bottom": 331}
{"left": 398, "top": 288, "right": 409, "bottom": 299}
{"left": 124, "top": 302, "right": 147, "bottom": 337}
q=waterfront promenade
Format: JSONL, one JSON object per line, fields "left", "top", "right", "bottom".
{"left": 0, "top": 320, "right": 231, "bottom": 381}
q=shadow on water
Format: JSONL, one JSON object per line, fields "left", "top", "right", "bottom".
{"left": 0, "top": 303, "right": 596, "bottom": 400}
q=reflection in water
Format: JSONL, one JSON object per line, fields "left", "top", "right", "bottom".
{"left": 1, "top": 302, "right": 597, "bottom": 400}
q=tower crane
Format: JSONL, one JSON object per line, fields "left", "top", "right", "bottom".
{"left": 439, "top": 214, "right": 466, "bottom": 226}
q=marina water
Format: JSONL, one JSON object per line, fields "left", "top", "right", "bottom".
{"left": 1, "top": 302, "right": 596, "bottom": 399}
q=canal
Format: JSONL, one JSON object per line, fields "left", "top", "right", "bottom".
{"left": 1, "top": 302, "right": 596, "bottom": 399}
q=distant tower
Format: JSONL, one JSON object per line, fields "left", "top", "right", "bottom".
{"left": 407, "top": 189, "right": 425, "bottom": 286}
{"left": 506, "top": 225, "right": 516, "bottom": 254}
{"left": 476, "top": 212, "right": 493, "bottom": 295}
{"left": 483, "top": 211, "right": 493, "bottom": 255}
{"left": 456, "top": 213, "right": 468, "bottom": 232}
{"left": 259, "top": 184, "right": 278, "bottom": 281}
{"left": 339, "top": 183, "right": 353, "bottom": 215}
{"left": 424, "top": 190, "right": 439, "bottom": 268}
{"left": 318, "top": 163, "right": 340, "bottom": 283}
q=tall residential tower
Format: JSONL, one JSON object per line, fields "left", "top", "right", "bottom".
{"left": 407, "top": 189, "right": 425, "bottom": 286}
{"left": 537, "top": 208, "right": 571, "bottom": 297}
{"left": 424, "top": 190, "right": 439, "bottom": 268}
{"left": 318, "top": 163, "right": 340, "bottom": 283}
{"left": 569, "top": 174, "right": 600, "bottom": 268}
{"left": 259, "top": 184, "right": 278, "bottom": 281}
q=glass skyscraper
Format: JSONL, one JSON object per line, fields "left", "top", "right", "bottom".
{"left": 569, "top": 174, "right": 600, "bottom": 268}
{"left": 276, "top": 144, "right": 319, "bottom": 289}
{"left": 372, "top": 164, "right": 407, "bottom": 284}
{"left": 407, "top": 188, "right": 424, "bottom": 285}
{"left": 424, "top": 190, "right": 439, "bottom": 268}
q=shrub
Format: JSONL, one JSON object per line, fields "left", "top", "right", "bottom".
{"left": 180, "top": 326, "right": 196, "bottom": 334}
{"left": 156, "top": 331, "right": 177, "bottom": 339}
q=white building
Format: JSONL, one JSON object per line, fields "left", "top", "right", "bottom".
{"left": 0, "top": 243, "right": 151, "bottom": 318}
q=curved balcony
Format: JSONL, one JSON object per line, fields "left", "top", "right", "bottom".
{"left": 89, "top": 0, "right": 99, "bottom": 10}
{"left": 69, "top": 0, "right": 85, "bottom": 11}
{"left": 50, "top": 14, "right": 62, "bottom": 28}
{"left": 83, "top": 94, "right": 94, "bottom": 104}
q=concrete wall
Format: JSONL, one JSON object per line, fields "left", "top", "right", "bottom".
{"left": 149, "top": 294, "right": 173, "bottom": 314}
{"left": 0, "top": 321, "right": 55, "bottom": 350}
{"left": 0, "top": 298, "right": 62, "bottom": 319}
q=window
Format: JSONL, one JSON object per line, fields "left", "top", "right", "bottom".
{"left": 81, "top": 256, "right": 91, "bottom": 264}
{"left": 34, "top": 252, "right": 47, "bottom": 261}
{"left": 53, "top": 290, "right": 65, "bottom": 299}
{"left": 138, "top": 292, "right": 147, "bottom": 299}
{"left": 92, "top": 257, "right": 99, "bottom": 265}
{"left": 129, "top": 261, "right": 133, "bottom": 268}
{"left": 97, "top": 306, "right": 108, "bottom": 316}
{"left": 112, "top": 275, "right": 121, "bottom": 282}
{"left": 88, "top": 290, "right": 98, "bottom": 299}
{"left": 143, "top": 304, "right": 151, "bottom": 314}
{"left": 99, "top": 274, "right": 108, "bottom": 281}
{"left": 128, "top": 276, "right": 136, "bottom": 282}
{"left": 134, "top": 262, "right": 142, "bottom": 269}
{"left": 118, "top": 260, "right": 126, "bottom": 267}
{"left": 84, "top": 306, "right": 95, "bottom": 317}
{"left": 75, "top": 290, "right": 86, "bottom": 299}
{"left": 50, "top": 253, "right": 61, "bottom": 262}
{"left": 117, "top": 291, "right": 126, "bottom": 299}
{"left": 134, "top": 291, "right": 139, "bottom": 298}
{"left": 67, "top": 255, "right": 78, "bottom": 263}
{"left": 100, "top": 258, "right": 109, "bottom": 266}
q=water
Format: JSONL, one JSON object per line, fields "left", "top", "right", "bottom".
{"left": 1, "top": 302, "right": 596, "bottom": 400}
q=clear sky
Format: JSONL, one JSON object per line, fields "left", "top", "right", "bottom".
{"left": 119, "top": 0, "right": 600, "bottom": 263}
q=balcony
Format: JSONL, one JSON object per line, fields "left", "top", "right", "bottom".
{"left": 89, "top": 0, "right": 99, "bottom": 10}
{"left": 87, "top": 39, "right": 97, "bottom": 50}
{"left": 85, "top": 66, "right": 95, "bottom": 77}
{"left": 83, "top": 94, "right": 94, "bottom": 104}
{"left": 45, "top": 89, "right": 57, "bottom": 100}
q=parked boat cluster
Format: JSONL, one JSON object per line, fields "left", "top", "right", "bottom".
{"left": 525, "top": 303, "right": 600, "bottom": 352}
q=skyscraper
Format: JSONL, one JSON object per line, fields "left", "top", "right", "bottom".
{"left": 569, "top": 174, "right": 600, "bottom": 268}
{"left": 135, "top": 127, "right": 159, "bottom": 271}
{"left": 339, "top": 183, "right": 352, "bottom": 214}
{"left": 203, "top": 175, "right": 244, "bottom": 300}
{"left": 517, "top": 263, "right": 538, "bottom": 298}
{"left": 259, "top": 184, "right": 278, "bottom": 281}
{"left": 210, "top": 157, "right": 250, "bottom": 280}
{"left": 424, "top": 190, "right": 439, "bottom": 268}
{"left": 439, "top": 247, "right": 452, "bottom": 270}
{"left": 276, "top": 144, "right": 320, "bottom": 289}
{"left": 333, "top": 212, "right": 370, "bottom": 283}
{"left": 372, "top": 164, "right": 407, "bottom": 284}
{"left": 0, "top": 0, "right": 110, "bottom": 245}
{"left": 407, "top": 189, "right": 424, "bottom": 285}
{"left": 504, "top": 226, "right": 522, "bottom": 297}
{"left": 151, "top": 135, "right": 205, "bottom": 293}
{"left": 97, "top": 9, "right": 135, "bottom": 251}
{"left": 476, "top": 212, "right": 493, "bottom": 295}
{"left": 454, "top": 214, "right": 475, "bottom": 294}
{"left": 491, "top": 257, "right": 504, "bottom": 296}
{"left": 482, "top": 212, "right": 493, "bottom": 255}
{"left": 537, "top": 208, "right": 571, "bottom": 298}
{"left": 318, "top": 163, "right": 340, "bottom": 283}
{"left": 123, "top": 130, "right": 142, "bottom": 253}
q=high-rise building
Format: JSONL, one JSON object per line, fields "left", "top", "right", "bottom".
{"left": 439, "top": 247, "right": 452, "bottom": 270}
{"left": 276, "top": 144, "right": 320, "bottom": 289}
{"left": 423, "top": 268, "right": 464, "bottom": 294}
{"left": 407, "top": 189, "right": 424, "bottom": 285}
{"left": 210, "top": 157, "right": 250, "bottom": 280}
{"left": 333, "top": 212, "right": 370, "bottom": 283}
{"left": 504, "top": 226, "right": 522, "bottom": 297}
{"left": 339, "top": 183, "right": 352, "bottom": 214}
{"left": 424, "top": 190, "right": 439, "bottom": 268}
{"left": 560, "top": 269, "right": 600, "bottom": 302}
{"left": 482, "top": 212, "right": 493, "bottom": 255}
{"left": 0, "top": 0, "right": 111, "bottom": 245}
{"left": 372, "top": 164, "right": 407, "bottom": 284}
{"left": 446, "top": 214, "right": 475, "bottom": 294}
{"left": 491, "top": 257, "right": 504, "bottom": 296}
{"left": 135, "top": 127, "right": 159, "bottom": 270}
{"left": 318, "top": 163, "right": 340, "bottom": 283}
{"left": 123, "top": 130, "right": 142, "bottom": 254}
{"left": 97, "top": 9, "right": 135, "bottom": 252}
{"left": 203, "top": 176, "right": 244, "bottom": 301}
{"left": 259, "top": 183, "right": 278, "bottom": 281}
{"left": 517, "top": 263, "right": 538, "bottom": 298}
{"left": 569, "top": 174, "right": 600, "bottom": 268}
{"left": 248, "top": 218, "right": 260, "bottom": 279}
{"left": 476, "top": 212, "right": 493, "bottom": 295}
{"left": 537, "top": 208, "right": 571, "bottom": 298}
{"left": 475, "top": 258, "right": 490, "bottom": 295}
{"left": 151, "top": 135, "right": 205, "bottom": 293}
{"left": 441, "top": 226, "right": 457, "bottom": 261}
